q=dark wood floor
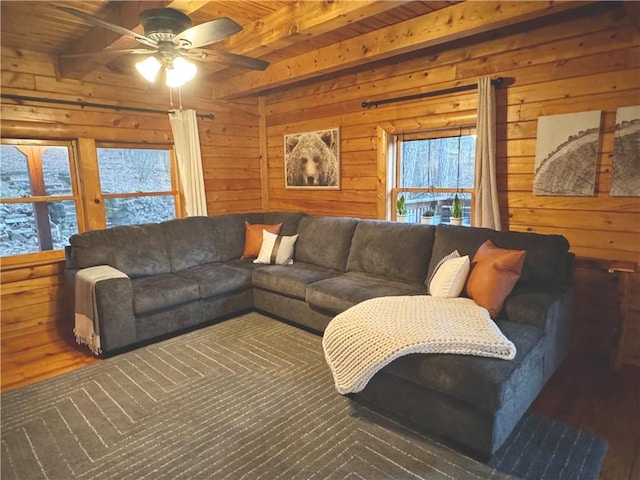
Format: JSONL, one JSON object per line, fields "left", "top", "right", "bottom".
{"left": 1, "top": 338, "right": 638, "bottom": 480}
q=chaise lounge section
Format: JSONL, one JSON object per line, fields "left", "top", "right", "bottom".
{"left": 65, "top": 211, "right": 574, "bottom": 457}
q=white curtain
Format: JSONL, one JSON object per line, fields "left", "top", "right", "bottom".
{"left": 473, "top": 76, "right": 501, "bottom": 230}
{"left": 169, "top": 109, "right": 208, "bottom": 216}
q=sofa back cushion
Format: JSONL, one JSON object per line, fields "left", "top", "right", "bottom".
{"left": 242, "top": 212, "right": 306, "bottom": 236}
{"left": 69, "top": 223, "right": 171, "bottom": 278}
{"left": 346, "top": 220, "right": 435, "bottom": 284}
{"left": 427, "top": 225, "right": 571, "bottom": 285}
{"left": 295, "top": 216, "right": 358, "bottom": 271}
{"left": 162, "top": 216, "right": 225, "bottom": 271}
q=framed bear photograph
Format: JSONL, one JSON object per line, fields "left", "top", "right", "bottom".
{"left": 284, "top": 127, "right": 340, "bottom": 189}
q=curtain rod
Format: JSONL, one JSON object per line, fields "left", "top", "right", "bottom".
{"left": 0, "top": 94, "right": 215, "bottom": 120}
{"left": 361, "top": 77, "right": 504, "bottom": 109}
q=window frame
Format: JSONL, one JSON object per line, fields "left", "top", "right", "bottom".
{"left": 390, "top": 126, "right": 477, "bottom": 225}
{"left": 0, "top": 138, "right": 86, "bottom": 258}
{"left": 95, "top": 141, "right": 183, "bottom": 227}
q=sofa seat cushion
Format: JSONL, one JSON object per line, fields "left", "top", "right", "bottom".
{"left": 131, "top": 274, "right": 200, "bottom": 315}
{"left": 380, "top": 320, "right": 544, "bottom": 412}
{"left": 306, "top": 271, "right": 426, "bottom": 315}
{"left": 252, "top": 262, "right": 340, "bottom": 300}
{"left": 176, "top": 263, "right": 252, "bottom": 299}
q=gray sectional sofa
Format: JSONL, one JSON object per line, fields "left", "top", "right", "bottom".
{"left": 65, "top": 211, "right": 574, "bottom": 458}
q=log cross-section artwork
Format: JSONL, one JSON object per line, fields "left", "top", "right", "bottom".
{"left": 610, "top": 105, "right": 640, "bottom": 197}
{"left": 533, "top": 111, "right": 601, "bottom": 196}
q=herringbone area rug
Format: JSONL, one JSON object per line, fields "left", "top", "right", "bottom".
{"left": 1, "top": 313, "right": 605, "bottom": 479}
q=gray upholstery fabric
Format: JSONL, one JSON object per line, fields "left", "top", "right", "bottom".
{"left": 306, "top": 271, "right": 427, "bottom": 314}
{"left": 426, "top": 225, "right": 492, "bottom": 283}
{"left": 135, "top": 301, "right": 203, "bottom": 342}
{"left": 175, "top": 263, "right": 252, "bottom": 299}
{"left": 161, "top": 217, "right": 222, "bottom": 271}
{"left": 252, "top": 262, "right": 340, "bottom": 300}
{"left": 242, "top": 212, "right": 306, "bottom": 236}
{"left": 131, "top": 274, "right": 200, "bottom": 315}
{"left": 262, "top": 212, "right": 306, "bottom": 236}
{"left": 69, "top": 223, "right": 171, "bottom": 278}
{"left": 381, "top": 320, "right": 544, "bottom": 412}
{"left": 499, "top": 282, "right": 571, "bottom": 330}
{"left": 295, "top": 216, "right": 358, "bottom": 271}
{"left": 347, "top": 221, "right": 435, "bottom": 284}
{"left": 487, "top": 230, "right": 571, "bottom": 283}
{"left": 427, "top": 225, "right": 571, "bottom": 285}
{"left": 65, "top": 211, "right": 575, "bottom": 459}
{"left": 94, "top": 278, "right": 136, "bottom": 352}
{"left": 253, "top": 289, "right": 334, "bottom": 332}
{"left": 207, "top": 214, "right": 247, "bottom": 261}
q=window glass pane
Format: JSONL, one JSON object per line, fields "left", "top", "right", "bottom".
{"left": 0, "top": 145, "right": 30, "bottom": 198}
{"left": 48, "top": 200, "right": 79, "bottom": 249}
{"left": 0, "top": 203, "right": 38, "bottom": 255}
{"left": 401, "top": 135, "right": 476, "bottom": 188}
{"left": 42, "top": 147, "right": 73, "bottom": 196}
{"left": 104, "top": 196, "right": 175, "bottom": 227}
{"left": 97, "top": 148, "right": 171, "bottom": 194}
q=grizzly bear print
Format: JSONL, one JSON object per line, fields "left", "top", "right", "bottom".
{"left": 286, "top": 130, "right": 339, "bottom": 187}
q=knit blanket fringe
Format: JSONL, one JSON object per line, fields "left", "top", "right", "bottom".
{"left": 322, "top": 296, "right": 517, "bottom": 395}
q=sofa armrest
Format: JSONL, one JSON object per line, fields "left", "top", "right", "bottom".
{"left": 501, "top": 281, "right": 574, "bottom": 377}
{"left": 94, "top": 277, "right": 137, "bottom": 354}
{"left": 500, "top": 282, "right": 571, "bottom": 330}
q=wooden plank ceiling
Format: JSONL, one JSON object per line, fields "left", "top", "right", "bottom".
{"left": 0, "top": 1, "right": 596, "bottom": 99}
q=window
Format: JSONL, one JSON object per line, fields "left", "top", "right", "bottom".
{"left": 0, "top": 141, "right": 81, "bottom": 256}
{"left": 96, "top": 145, "right": 180, "bottom": 228}
{"left": 391, "top": 127, "right": 476, "bottom": 225}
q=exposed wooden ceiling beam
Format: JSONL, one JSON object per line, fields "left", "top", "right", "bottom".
{"left": 214, "top": 0, "right": 594, "bottom": 99}
{"left": 57, "top": 1, "right": 207, "bottom": 79}
{"left": 219, "top": 0, "right": 413, "bottom": 61}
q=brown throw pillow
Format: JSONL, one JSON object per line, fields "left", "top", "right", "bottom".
{"left": 465, "top": 240, "right": 526, "bottom": 318}
{"left": 241, "top": 221, "right": 283, "bottom": 259}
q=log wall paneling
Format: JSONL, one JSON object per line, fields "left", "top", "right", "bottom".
{"left": 262, "top": 7, "right": 640, "bottom": 364}
{"left": 0, "top": 46, "right": 261, "bottom": 388}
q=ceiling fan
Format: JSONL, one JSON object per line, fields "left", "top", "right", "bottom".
{"left": 57, "top": 6, "right": 269, "bottom": 88}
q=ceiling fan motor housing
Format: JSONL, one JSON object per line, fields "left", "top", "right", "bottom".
{"left": 139, "top": 8, "right": 192, "bottom": 42}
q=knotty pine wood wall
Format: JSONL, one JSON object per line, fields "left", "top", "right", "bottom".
{"left": 261, "top": 5, "right": 640, "bottom": 364}
{"left": 0, "top": 47, "right": 261, "bottom": 389}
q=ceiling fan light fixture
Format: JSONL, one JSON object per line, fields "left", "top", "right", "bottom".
{"left": 135, "top": 56, "right": 162, "bottom": 82}
{"left": 165, "top": 57, "right": 197, "bottom": 88}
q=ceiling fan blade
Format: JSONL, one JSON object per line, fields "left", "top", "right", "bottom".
{"left": 56, "top": 6, "right": 158, "bottom": 48}
{"left": 174, "top": 17, "right": 242, "bottom": 49}
{"left": 59, "top": 49, "right": 156, "bottom": 59}
{"left": 187, "top": 49, "right": 269, "bottom": 71}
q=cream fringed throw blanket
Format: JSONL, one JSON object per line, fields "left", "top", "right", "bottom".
{"left": 74, "top": 265, "right": 128, "bottom": 355}
{"left": 322, "top": 296, "right": 516, "bottom": 395}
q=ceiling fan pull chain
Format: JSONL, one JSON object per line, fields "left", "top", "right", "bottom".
{"left": 178, "top": 88, "right": 183, "bottom": 110}
{"left": 169, "top": 88, "right": 174, "bottom": 110}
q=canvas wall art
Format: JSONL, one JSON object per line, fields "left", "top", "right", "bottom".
{"left": 284, "top": 128, "right": 340, "bottom": 189}
{"left": 610, "top": 105, "right": 640, "bottom": 197}
{"left": 533, "top": 111, "right": 601, "bottom": 196}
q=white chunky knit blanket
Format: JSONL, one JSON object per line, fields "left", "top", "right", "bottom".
{"left": 322, "top": 296, "right": 516, "bottom": 395}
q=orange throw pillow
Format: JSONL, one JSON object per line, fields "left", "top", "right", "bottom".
{"left": 241, "top": 221, "right": 282, "bottom": 259}
{"left": 465, "top": 240, "right": 526, "bottom": 318}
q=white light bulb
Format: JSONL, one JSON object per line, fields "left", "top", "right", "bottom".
{"left": 135, "top": 56, "right": 162, "bottom": 82}
{"left": 165, "top": 57, "right": 197, "bottom": 88}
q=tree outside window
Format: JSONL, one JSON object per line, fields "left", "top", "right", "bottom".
{"left": 0, "top": 142, "right": 80, "bottom": 256}
{"left": 96, "top": 146, "right": 178, "bottom": 228}
{"left": 392, "top": 128, "right": 476, "bottom": 225}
